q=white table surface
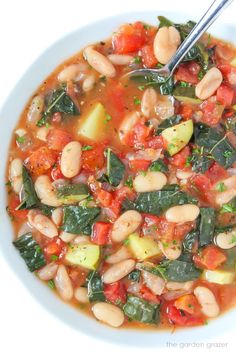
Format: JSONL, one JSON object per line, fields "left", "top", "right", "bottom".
{"left": 0, "top": 0, "right": 236, "bottom": 353}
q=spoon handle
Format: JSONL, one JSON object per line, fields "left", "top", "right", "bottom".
{"left": 167, "top": 0, "right": 233, "bottom": 74}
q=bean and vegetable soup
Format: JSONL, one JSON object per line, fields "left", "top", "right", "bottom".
{"left": 6, "top": 16, "right": 236, "bottom": 329}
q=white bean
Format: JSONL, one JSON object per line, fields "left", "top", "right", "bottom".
{"left": 51, "top": 207, "right": 63, "bottom": 226}
{"left": 73, "top": 235, "right": 91, "bottom": 244}
{"left": 214, "top": 176, "right": 236, "bottom": 205}
{"left": 107, "top": 54, "right": 133, "bottom": 65}
{"left": 58, "top": 63, "right": 87, "bottom": 82}
{"left": 84, "top": 46, "right": 116, "bottom": 78}
{"left": 74, "top": 287, "right": 89, "bottom": 303}
{"left": 28, "top": 210, "right": 58, "bottom": 238}
{"left": 118, "top": 111, "right": 139, "bottom": 144}
{"left": 215, "top": 228, "right": 236, "bottom": 249}
{"left": 59, "top": 231, "right": 76, "bottom": 242}
{"left": 195, "top": 67, "right": 223, "bottom": 100}
{"left": 133, "top": 171, "right": 167, "bottom": 193}
{"left": 92, "top": 302, "right": 124, "bottom": 327}
{"left": 35, "top": 175, "right": 62, "bottom": 207}
{"left": 9, "top": 158, "right": 23, "bottom": 193}
{"left": 165, "top": 204, "right": 200, "bottom": 223}
{"left": 36, "top": 127, "right": 50, "bottom": 142}
{"left": 111, "top": 210, "right": 142, "bottom": 242}
{"left": 194, "top": 286, "right": 220, "bottom": 318}
{"left": 106, "top": 246, "right": 132, "bottom": 264}
{"left": 102, "top": 259, "right": 135, "bottom": 284}
{"left": 142, "top": 270, "right": 165, "bottom": 295}
{"left": 82, "top": 74, "right": 96, "bottom": 92}
{"left": 133, "top": 148, "right": 162, "bottom": 162}
{"left": 54, "top": 265, "right": 73, "bottom": 301}
{"left": 153, "top": 26, "right": 181, "bottom": 64}
{"left": 166, "top": 281, "right": 194, "bottom": 291}
{"left": 61, "top": 141, "right": 82, "bottom": 178}
{"left": 38, "top": 262, "right": 58, "bottom": 281}
{"left": 158, "top": 240, "right": 182, "bottom": 260}
{"left": 27, "top": 95, "right": 44, "bottom": 124}
{"left": 141, "top": 88, "right": 158, "bottom": 118}
{"left": 15, "top": 128, "right": 27, "bottom": 137}
{"left": 176, "top": 169, "right": 194, "bottom": 180}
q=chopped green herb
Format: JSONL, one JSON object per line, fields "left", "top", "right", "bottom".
{"left": 230, "top": 235, "right": 236, "bottom": 244}
{"left": 223, "top": 150, "right": 233, "bottom": 158}
{"left": 133, "top": 96, "right": 141, "bottom": 105}
{"left": 105, "top": 113, "right": 112, "bottom": 123}
{"left": 48, "top": 280, "right": 55, "bottom": 289}
{"left": 220, "top": 198, "right": 236, "bottom": 214}
{"left": 124, "top": 176, "right": 133, "bottom": 189}
{"left": 16, "top": 136, "right": 26, "bottom": 144}
{"left": 133, "top": 56, "right": 141, "bottom": 64}
{"left": 138, "top": 85, "right": 145, "bottom": 91}
{"left": 82, "top": 145, "right": 93, "bottom": 151}
{"left": 216, "top": 182, "right": 226, "bottom": 192}
{"left": 51, "top": 255, "right": 59, "bottom": 261}
{"left": 198, "top": 71, "right": 204, "bottom": 80}
{"left": 123, "top": 239, "right": 130, "bottom": 246}
{"left": 185, "top": 156, "right": 192, "bottom": 167}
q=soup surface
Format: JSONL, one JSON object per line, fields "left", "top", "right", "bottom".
{"left": 6, "top": 16, "right": 236, "bottom": 330}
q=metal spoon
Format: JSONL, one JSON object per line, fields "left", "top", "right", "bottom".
{"left": 125, "top": 0, "right": 233, "bottom": 81}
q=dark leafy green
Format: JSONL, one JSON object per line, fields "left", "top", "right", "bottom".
{"left": 158, "top": 16, "right": 173, "bottom": 28}
{"left": 13, "top": 233, "right": 46, "bottom": 272}
{"left": 17, "top": 166, "right": 39, "bottom": 209}
{"left": 56, "top": 183, "right": 89, "bottom": 203}
{"left": 191, "top": 148, "right": 213, "bottom": 173}
{"left": 37, "top": 86, "right": 79, "bottom": 127}
{"left": 173, "top": 85, "right": 196, "bottom": 98}
{"left": 160, "top": 259, "right": 202, "bottom": 281}
{"left": 123, "top": 185, "right": 197, "bottom": 216}
{"left": 194, "top": 123, "right": 236, "bottom": 168}
{"left": 183, "top": 229, "right": 199, "bottom": 252}
{"left": 87, "top": 271, "right": 105, "bottom": 302}
{"left": 214, "top": 223, "right": 236, "bottom": 235}
{"left": 131, "top": 72, "right": 174, "bottom": 96}
{"left": 106, "top": 148, "right": 125, "bottom": 187}
{"left": 123, "top": 296, "right": 159, "bottom": 324}
{"left": 128, "top": 270, "right": 141, "bottom": 282}
{"left": 61, "top": 206, "right": 101, "bottom": 235}
{"left": 199, "top": 208, "right": 216, "bottom": 247}
{"left": 38, "top": 204, "right": 55, "bottom": 217}
{"left": 155, "top": 115, "right": 182, "bottom": 135}
{"left": 149, "top": 159, "right": 168, "bottom": 172}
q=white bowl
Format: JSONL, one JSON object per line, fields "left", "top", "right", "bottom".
{"left": 0, "top": 10, "right": 235, "bottom": 347}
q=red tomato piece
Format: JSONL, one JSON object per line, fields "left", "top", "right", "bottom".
{"left": 205, "top": 162, "right": 228, "bottom": 184}
{"left": 51, "top": 164, "right": 64, "bottom": 181}
{"left": 104, "top": 281, "right": 127, "bottom": 304}
{"left": 140, "top": 285, "right": 160, "bottom": 304}
{"left": 217, "top": 63, "right": 231, "bottom": 76}
{"left": 129, "top": 159, "right": 151, "bottom": 172}
{"left": 174, "top": 294, "right": 201, "bottom": 316}
{"left": 194, "top": 245, "right": 227, "bottom": 270}
{"left": 91, "top": 222, "right": 111, "bottom": 245}
{"left": 200, "top": 99, "right": 224, "bottom": 125}
{"left": 179, "top": 105, "right": 193, "bottom": 120}
{"left": 82, "top": 145, "right": 105, "bottom": 172}
{"left": 46, "top": 129, "right": 72, "bottom": 151}
{"left": 108, "top": 186, "right": 136, "bottom": 220}
{"left": 141, "top": 44, "right": 158, "bottom": 68}
{"left": 165, "top": 301, "right": 203, "bottom": 326}
{"left": 216, "top": 84, "right": 234, "bottom": 107}
{"left": 112, "top": 22, "right": 146, "bottom": 54}
{"left": 7, "top": 197, "right": 29, "bottom": 219}
{"left": 25, "top": 146, "right": 57, "bottom": 175}
{"left": 174, "top": 223, "right": 194, "bottom": 241}
{"left": 44, "top": 237, "right": 67, "bottom": 261}
{"left": 175, "top": 62, "right": 201, "bottom": 84}
{"left": 190, "top": 174, "right": 211, "bottom": 193}
{"left": 145, "top": 135, "right": 164, "bottom": 149}
{"left": 96, "top": 190, "right": 113, "bottom": 207}
{"left": 170, "top": 146, "right": 191, "bottom": 168}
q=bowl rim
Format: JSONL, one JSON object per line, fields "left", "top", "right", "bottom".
{"left": 0, "top": 9, "right": 236, "bottom": 347}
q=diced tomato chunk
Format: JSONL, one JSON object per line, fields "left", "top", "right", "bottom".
{"left": 164, "top": 301, "right": 203, "bottom": 326}
{"left": 107, "top": 186, "right": 136, "bottom": 220}
{"left": 44, "top": 237, "right": 67, "bottom": 261}
{"left": 104, "top": 281, "right": 127, "bottom": 304}
{"left": 129, "top": 159, "right": 151, "bottom": 172}
{"left": 200, "top": 99, "right": 224, "bottom": 125}
{"left": 141, "top": 44, "right": 158, "bottom": 68}
{"left": 175, "top": 62, "right": 201, "bottom": 84}
{"left": 174, "top": 222, "right": 194, "bottom": 241}
{"left": 145, "top": 135, "right": 164, "bottom": 149}
{"left": 82, "top": 145, "right": 105, "bottom": 172}
{"left": 108, "top": 83, "right": 126, "bottom": 114}
{"left": 46, "top": 129, "right": 72, "bottom": 151}
{"left": 112, "top": 22, "right": 146, "bottom": 54}
{"left": 25, "top": 146, "right": 57, "bottom": 175}
{"left": 140, "top": 285, "right": 160, "bottom": 304}
{"left": 205, "top": 162, "right": 228, "bottom": 184}
{"left": 7, "top": 197, "right": 28, "bottom": 219}
{"left": 217, "top": 63, "right": 231, "bottom": 76}
{"left": 170, "top": 146, "right": 191, "bottom": 168}
{"left": 91, "top": 222, "right": 111, "bottom": 245}
{"left": 96, "top": 189, "right": 113, "bottom": 207}
{"left": 193, "top": 245, "right": 227, "bottom": 270}
{"left": 190, "top": 174, "right": 211, "bottom": 193}
{"left": 174, "top": 294, "right": 201, "bottom": 316}
{"left": 216, "top": 84, "right": 234, "bottom": 107}
{"left": 51, "top": 161, "right": 64, "bottom": 181}
{"left": 179, "top": 104, "right": 193, "bottom": 120}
